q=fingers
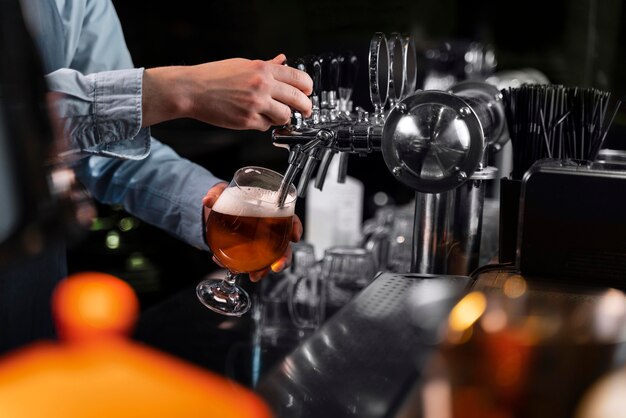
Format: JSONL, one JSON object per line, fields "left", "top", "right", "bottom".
{"left": 291, "top": 215, "right": 303, "bottom": 242}
{"left": 268, "top": 54, "right": 287, "bottom": 65}
{"left": 269, "top": 244, "right": 293, "bottom": 277}
{"left": 249, "top": 267, "right": 271, "bottom": 283}
{"left": 202, "top": 182, "right": 228, "bottom": 208}
{"left": 251, "top": 216, "right": 301, "bottom": 282}
{"left": 266, "top": 54, "right": 313, "bottom": 117}
{"left": 270, "top": 63, "right": 313, "bottom": 97}
{"left": 261, "top": 99, "right": 293, "bottom": 126}
{"left": 212, "top": 255, "right": 225, "bottom": 269}
{"left": 249, "top": 240, "right": 296, "bottom": 282}
{"left": 268, "top": 82, "right": 312, "bottom": 119}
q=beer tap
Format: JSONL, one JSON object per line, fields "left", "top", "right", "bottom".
{"left": 315, "top": 38, "right": 387, "bottom": 186}
{"left": 287, "top": 57, "right": 307, "bottom": 129}
{"left": 338, "top": 52, "right": 359, "bottom": 118}
{"left": 335, "top": 52, "right": 359, "bottom": 183}
{"left": 276, "top": 129, "right": 334, "bottom": 207}
{"left": 306, "top": 56, "right": 322, "bottom": 126}
{"left": 273, "top": 34, "right": 390, "bottom": 199}
{"left": 319, "top": 53, "right": 340, "bottom": 123}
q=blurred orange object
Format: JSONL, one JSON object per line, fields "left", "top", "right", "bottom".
{"left": 0, "top": 272, "right": 273, "bottom": 418}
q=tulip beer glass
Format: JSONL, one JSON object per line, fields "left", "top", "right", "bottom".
{"left": 196, "top": 167, "right": 297, "bottom": 316}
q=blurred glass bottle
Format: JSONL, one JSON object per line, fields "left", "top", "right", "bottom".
{"left": 305, "top": 157, "right": 364, "bottom": 260}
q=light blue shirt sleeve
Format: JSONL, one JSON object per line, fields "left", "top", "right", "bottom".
{"left": 46, "top": 67, "right": 149, "bottom": 159}
{"left": 23, "top": 0, "right": 224, "bottom": 249}
{"left": 74, "top": 139, "right": 222, "bottom": 250}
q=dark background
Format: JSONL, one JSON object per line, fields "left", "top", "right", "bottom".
{"left": 67, "top": 0, "right": 626, "bottom": 309}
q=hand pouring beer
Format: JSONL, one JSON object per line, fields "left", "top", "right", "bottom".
{"left": 197, "top": 167, "right": 300, "bottom": 316}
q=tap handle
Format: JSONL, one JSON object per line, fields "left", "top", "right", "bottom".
{"left": 285, "top": 57, "right": 308, "bottom": 125}
{"left": 338, "top": 52, "right": 358, "bottom": 115}
{"left": 320, "top": 53, "right": 340, "bottom": 93}
{"left": 287, "top": 56, "right": 307, "bottom": 73}
{"left": 306, "top": 56, "right": 322, "bottom": 98}
{"left": 339, "top": 51, "right": 358, "bottom": 90}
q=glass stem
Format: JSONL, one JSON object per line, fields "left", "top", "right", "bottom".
{"left": 221, "top": 271, "right": 239, "bottom": 294}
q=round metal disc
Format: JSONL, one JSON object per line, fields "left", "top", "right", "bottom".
{"left": 382, "top": 91, "right": 485, "bottom": 193}
{"left": 368, "top": 32, "right": 389, "bottom": 110}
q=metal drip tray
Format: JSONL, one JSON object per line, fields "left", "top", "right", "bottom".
{"left": 257, "top": 272, "right": 470, "bottom": 418}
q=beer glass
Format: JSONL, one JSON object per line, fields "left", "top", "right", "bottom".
{"left": 196, "top": 167, "right": 297, "bottom": 316}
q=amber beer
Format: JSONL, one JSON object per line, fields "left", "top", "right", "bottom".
{"left": 206, "top": 186, "right": 294, "bottom": 273}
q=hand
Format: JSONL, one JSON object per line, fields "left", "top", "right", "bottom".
{"left": 142, "top": 54, "right": 313, "bottom": 131}
{"left": 202, "top": 183, "right": 303, "bottom": 282}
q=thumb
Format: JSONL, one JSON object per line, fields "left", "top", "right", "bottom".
{"left": 202, "top": 182, "right": 228, "bottom": 208}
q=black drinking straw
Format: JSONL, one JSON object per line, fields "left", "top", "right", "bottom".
{"left": 502, "top": 84, "right": 620, "bottom": 180}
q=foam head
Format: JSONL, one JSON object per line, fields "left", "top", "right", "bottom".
{"left": 212, "top": 186, "right": 295, "bottom": 218}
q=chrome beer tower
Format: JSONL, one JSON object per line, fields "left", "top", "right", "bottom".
{"left": 274, "top": 33, "right": 508, "bottom": 276}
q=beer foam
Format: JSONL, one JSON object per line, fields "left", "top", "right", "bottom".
{"left": 211, "top": 186, "right": 295, "bottom": 217}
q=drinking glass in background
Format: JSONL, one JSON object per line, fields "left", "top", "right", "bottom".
{"left": 361, "top": 205, "right": 413, "bottom": 273}
{"left": 420, "top": 276, "right": 626, "bottom": 418}
{"left": 386, "top": 212, "right": 414, "bottom": 274}
{"left": 197, "top": 166, "right": 297, "bottom": 316}
{"left": 254, "top": 242, "right": 322, "bottom": 345}
{"left": 321, "top": 246, "right": 378, "bottom": 318}
{"left": 229, "top": 242, "right": 321, "bottom": 388}
{"left": 288, "top": 242, "right": 324, "bottom": 332}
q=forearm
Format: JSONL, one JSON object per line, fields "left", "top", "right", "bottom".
{"left": 75, "top": 138, "right": 224, "bottom": 250}
{"left": 140, "top": 56, "right": 313, "bottom": 131}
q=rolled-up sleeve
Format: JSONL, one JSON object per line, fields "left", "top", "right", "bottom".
{"left": 46, "top": 67, "right": 149, "bottom": 159}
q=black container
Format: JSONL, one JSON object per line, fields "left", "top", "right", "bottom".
{"left": 498, "top": 178, "right": 522, "bottom": 264}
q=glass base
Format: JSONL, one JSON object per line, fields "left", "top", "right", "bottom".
{"left": 196, "top": 278, "right": 251, "bottom": 316}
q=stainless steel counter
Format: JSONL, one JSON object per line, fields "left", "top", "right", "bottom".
{"left": 257, "top": 272, "right": 470, "bottom": 418}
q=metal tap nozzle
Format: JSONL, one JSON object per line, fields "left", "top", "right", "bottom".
{"left": 275, "top": 129, "right": 334, "bottom": 206}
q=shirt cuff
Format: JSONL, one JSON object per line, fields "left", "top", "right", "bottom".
{"left": 47, "top": 67, "right": 149, "bottom": 159}
{"left": 91, "top": 68, "right": 144, "bottom": 145}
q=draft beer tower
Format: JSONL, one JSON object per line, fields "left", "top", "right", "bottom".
{"left": 273, "top": 33, "right": 507, "bottom": 276}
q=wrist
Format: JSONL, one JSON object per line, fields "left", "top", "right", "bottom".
{"left": 142, "top": 67, "right": 194, "bottom": 126}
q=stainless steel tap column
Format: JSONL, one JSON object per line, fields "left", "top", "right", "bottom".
{"left": 412, "top": 191, "right": 452, "bottom": 274}
{"left": 448, "top": 166, "right": 497, "bottom": 275}
{"left": 410, "top": 166, "right": 497, "bottom": 276}
{"left": 272, "top": 33, "right": 506, "bottom": 276}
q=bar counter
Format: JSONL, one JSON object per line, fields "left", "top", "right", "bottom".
{"left": 133, "top": 268, "right": 626, "bottom": 418}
